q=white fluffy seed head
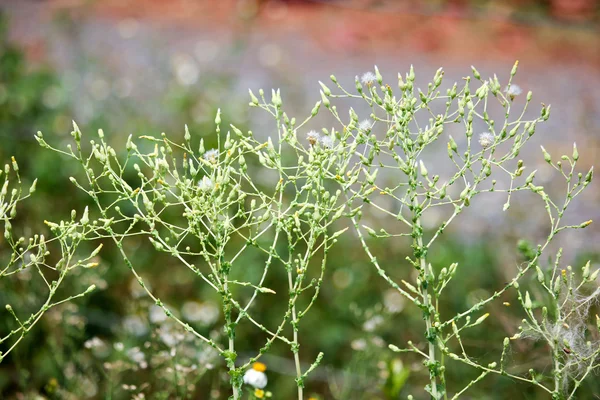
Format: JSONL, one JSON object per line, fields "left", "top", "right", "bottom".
{"left": 319, "top": 135, "right": 335, "bottom": 149}
{"left": 361, "top": 72, "right": 376, "bottom": 85}
{"left": 505, "top": 84, "right": 522, "bottom": 98}
{"left": 478, "top": 132, "right": 495, "bottom": 148}
{"left": 203, "top": 149, "right": 219, "bottom": 163}
{"left": 306, "top": 130, "right": 320, "bottom": 146}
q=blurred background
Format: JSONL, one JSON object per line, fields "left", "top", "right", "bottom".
{"left": 0, "top": 0, "right": 599, "bottom": 399}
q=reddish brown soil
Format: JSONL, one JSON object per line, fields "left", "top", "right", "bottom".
{"left": 34, "top": 0, "right": 599, "bottom": 69}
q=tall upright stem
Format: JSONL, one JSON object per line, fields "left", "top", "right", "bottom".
{"left": 417, "top": 220, "right": 439, "bottom": 399}
{"left": 410, "top": 161, "right": 440, "bottom": 399}
{"left": 229, "top": 335, "right": 240, "bottom": 399}
{"left": 289, "top": 270, "right": 303, "bottom": 400}
{"left": 552, "top": 309, "right": 563, "bottom": 397}
{"left": 223, "top": 277, "right": 240, "bottom": 399}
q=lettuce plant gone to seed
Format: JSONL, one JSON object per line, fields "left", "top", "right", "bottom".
{"left": 315, "top": 63, "right": 597, "bottom": 399}
{"left": 2, "top": 62, "right": 596, "bottom": 399}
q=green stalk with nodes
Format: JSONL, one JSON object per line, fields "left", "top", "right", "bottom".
{"left": 0, "top": 157, "right": 98, "bottom": 364}
{"left": 38, "top": 83, "right": 359, "bottom": 398}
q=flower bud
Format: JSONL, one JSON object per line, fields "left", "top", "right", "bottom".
{"left": 524, "top": 291, "right": 532, "bottom": 309}
{"left": 536, "top": 266, "right": 544, "bottom": 283}
{"left": 419, "top": 160, "right": 428, "bottom": 177}
{"left": 474, "top": 313, "right": 489, "bottom": 326}
{"left": 584, "top": 167, "right": 593, "bottom": 186}
{"left": 311, "top": 101, "right": 321, "bottom": 117}
{"left": 71, "top": 121, "right": 82, "bottom": 142}
{"left": 319, "top": 81, "right": 331, "bottom": 96}
{"left": 583, "top": 260, "right": 591, "bottom": 279}
{"left": 541, "top": 146, "right": 551, "bottom": 164}
{"left": 511, "top": 60, "right": 519, "bottom": 76}
{"left": 248, "top": 89, "right": 259, "bottom": 105}
{"left": 80, "top": 206, "right": 89, "bottom": 225}
{"left": 320, "top": 90, "right": 330, "bottom": 108}
{"left": 374, "top": 65, "right": 383, "bottom": 84}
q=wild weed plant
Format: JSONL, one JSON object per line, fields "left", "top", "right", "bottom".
{"left": 1, "top": 63, "right": 598, "bottom": 399}
{"left": 316, "top": 63, "right": 597, "bottom": 400}
{"left": 0, "top": 158, "right": 97, "bottom": 363}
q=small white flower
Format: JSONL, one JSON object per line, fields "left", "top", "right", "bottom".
{"left": 198, "top": 176, "right": 214, "bottom": 192}
{"left": 505, "top": 84, "right": 522, "bottom": 98}
{"left": 358, "top": 119, "right": 372, "bottom": 131}
{"left": 203, "top": 149, "right": 219, "bottom": 163}
{"left": 361, "top": 72, "right": 376, "bottom": 85}
{"left": 478, "top": 132, "right": 495, "bottom": 149}
{"left": 319, "top": 135, "right": 335, "bottom": 149}
{"left": 306, "top": 130, "right": 320, "bottom": 146}
{"left": 243, "top": 368, "right": 267, "bottom": 389}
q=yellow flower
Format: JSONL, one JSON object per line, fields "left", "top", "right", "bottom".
{"left": 45, "top": 378, "right": 59, "bottom": 393}
{"left": 254, "top": 388, "right": 265, "bottom": 398}
{"left": 252, "top": 362, "right": 267, "bottom": 372}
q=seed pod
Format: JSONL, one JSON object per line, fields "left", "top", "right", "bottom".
{"left": 524, "top": 291, "right": 532, "bottom": 309}
{"left": 319, "top": 81, "right": 331, "bottom": 96}
{"left": 541, "top": 146, "right": 552, "bottom": 164}
{"left": 583, "top": 260, "right": 591, "bottom": 279}
{"left": 536, "top": 266, "right": 544, "bottom": 283}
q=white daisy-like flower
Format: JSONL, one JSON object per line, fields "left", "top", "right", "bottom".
{"left": 478, "top": 132, "right": 495, "bottom": 148}
{"left": 358, "top": 119, "right": 372, "bottom": 131}
{"left": 505, "top": 84, "right": 522, "bottom": 98}
{"left": 243, "top": 363, "right": 268, "bottom": 388}
{"left": 198, "top": 176, "right": 214, "bottom": 192}
{"left": 203, "top": 149, "right": 219, "bottom": 163}
{"left": 306, "top": 130, "right": 320, "bottom": 146}
{"left": 319, "top": 135, "right": 335, "bottom": 149}
{"left": 361, "top": 72, "right": 376, "bottom": 85}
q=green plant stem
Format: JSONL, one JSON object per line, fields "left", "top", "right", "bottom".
{"left": 552, "top": 307, "right": 562, "bottom": 397}
{"left": 410, "top": 159, "right": 442, "bottom": 399}
{"left": 229, "top": 337, "right": 239, "bottom": 399}
{"left": 289, "top": 270, "right": 303, "bottom": 400}
{"left": 417, "top": 213, "right": 440, "bottom": 399}
{"left": 224, "top": 279, "right": 240, "bottom": 400}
